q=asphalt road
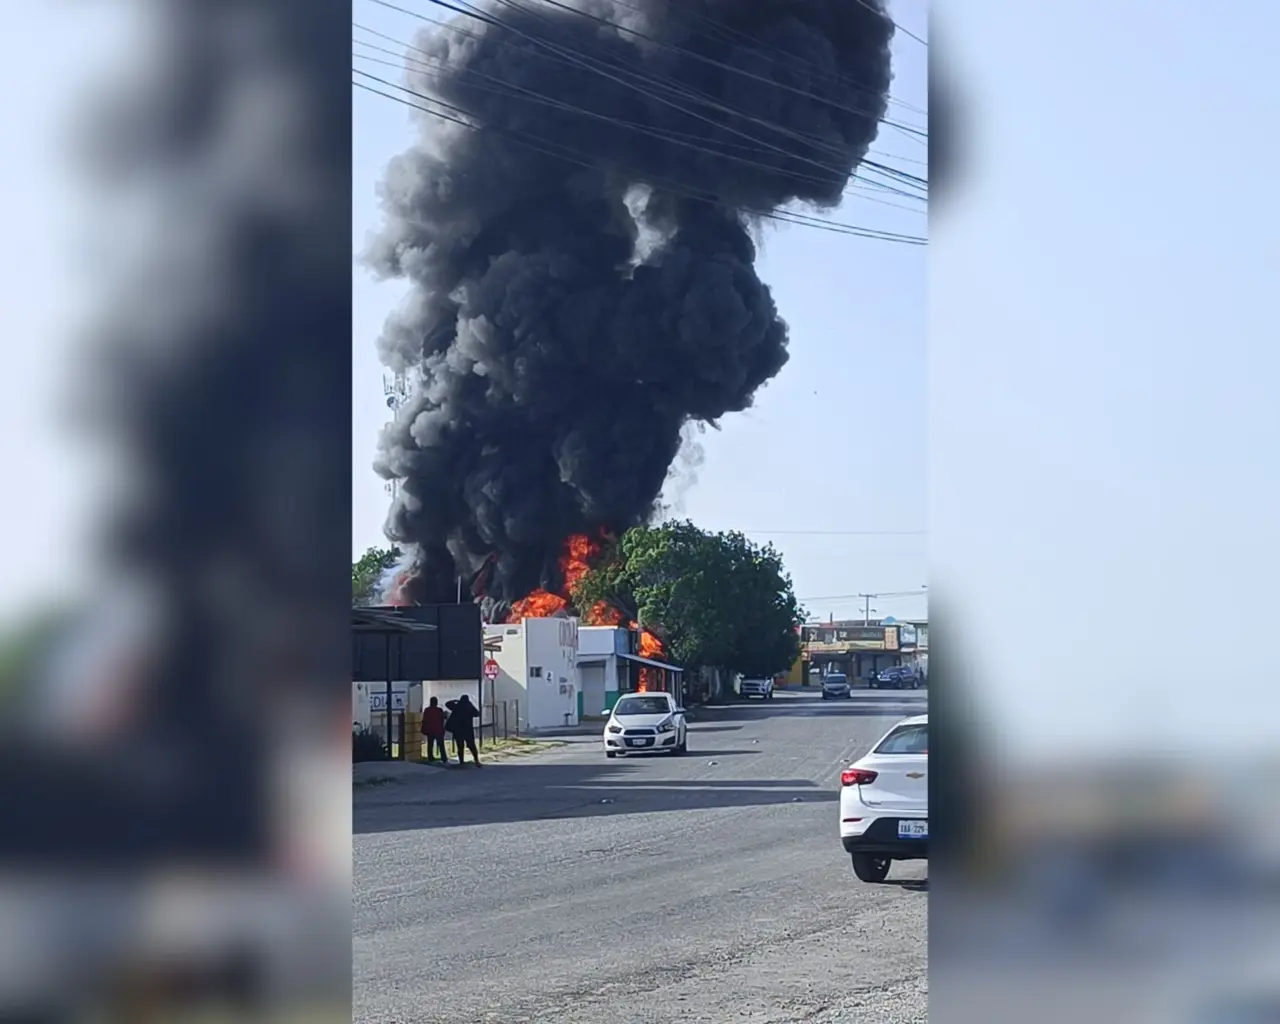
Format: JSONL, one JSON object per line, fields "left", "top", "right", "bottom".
{"left": 353, "top": 688, "right": 929, "bottom": 1024}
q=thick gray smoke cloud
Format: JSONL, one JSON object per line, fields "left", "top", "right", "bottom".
{"left": 367, "top": 0, "right": 894, "bottom": 608}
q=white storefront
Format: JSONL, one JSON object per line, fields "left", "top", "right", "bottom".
{"left": 483, "top": 617, "right": 580, "bottom": 731}
{"left": 577, "top": 625, "right": 630, "bottom": 717}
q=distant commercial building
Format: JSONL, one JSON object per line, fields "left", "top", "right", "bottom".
{"left": 801, "top": 619, "right": 927, "bottom": 683}
{"left": 899, "top": 620, "right": 928, "bottom": 678}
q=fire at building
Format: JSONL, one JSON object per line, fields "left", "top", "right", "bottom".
{"left": 504, "top": 533, "right": 668, "bottom": 695}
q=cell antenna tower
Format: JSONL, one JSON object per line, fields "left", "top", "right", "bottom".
{"left": 382, "top": 370, "right": 412, "bottom": 500}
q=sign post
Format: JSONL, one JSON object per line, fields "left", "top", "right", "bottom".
{"left": 480, "top": 657, "right": 499, "bottom": 748}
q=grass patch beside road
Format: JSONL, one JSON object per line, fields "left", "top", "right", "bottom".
{"left": 478, "top": 737, "right": 564, "bottom": 761}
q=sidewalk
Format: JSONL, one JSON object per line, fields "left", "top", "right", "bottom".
{"left": 523, "top": 722, "right": 601, "bottom": 738}
{"left": 352, "top": 760, "right": 445, "bottom": 788}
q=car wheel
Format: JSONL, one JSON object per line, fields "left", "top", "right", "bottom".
{"left": 674, "top": 736, "right": 687, "bottom": 755}
{"left": 851, "top": 855, "right": 892, "bottom": 883}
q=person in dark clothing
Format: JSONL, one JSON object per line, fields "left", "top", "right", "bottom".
{"left": 421, "top": 696, "right": 447, "bottom": 763}
{"left": 444, "top": 694, "right": 481, "bottom": 766}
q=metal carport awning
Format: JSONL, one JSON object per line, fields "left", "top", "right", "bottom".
{"left": 352, "top": 607, "right": 438, "bottom": 759}
{"left": 351, "top": 607, "right": 438, "bottom": 633}
{"left": 618, "top": 652, "right": 682, "bottom": 673}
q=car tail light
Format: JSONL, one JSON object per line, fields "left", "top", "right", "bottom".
{"left": 841, "top": 768, "right": 878, "bottom": 786}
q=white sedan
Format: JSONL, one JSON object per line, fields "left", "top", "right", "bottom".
{"left": 839, "top": 713, "right": 928, "bottom": 882}
{"left": 603, "top": 693, "right": 688, "bottom": 757}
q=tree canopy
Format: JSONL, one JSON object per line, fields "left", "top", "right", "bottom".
{"left": 352, "top": 545, "right": 401, "bottom": 606}
{"left": 573, "top": 521, "right": 803, "bottom": 678}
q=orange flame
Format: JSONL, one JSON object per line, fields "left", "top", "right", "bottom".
{"left": 632, "top": 622, "right": 664, "bottom": 692}
{"left": 508, "top": 589, "right": 567, "bottom": 620}
{"left": 586, "top": 601, "right": 623, "bottom": 626}
{"left": 507, "top": 533, "right": 605, "bottom": 623}
{"left": 637, "top": 629, "right": 663, "bottom": 659}
{"left": 506, "top": 534, "right": 670, "bottom": 694}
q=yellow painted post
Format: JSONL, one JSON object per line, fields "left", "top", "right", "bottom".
{"left": 404, "top": 711, "right": 424, "bottom": 761}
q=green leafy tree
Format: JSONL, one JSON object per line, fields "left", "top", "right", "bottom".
{"left": 352, "top": 544, "right": 402, "bottom": 606}
{"left": 574, "top": 521, "right": 803, "bottom": 678}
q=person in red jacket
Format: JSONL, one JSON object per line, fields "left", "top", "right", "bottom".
{"left": 421, "top": 696, "right": 447, "bottom": 764}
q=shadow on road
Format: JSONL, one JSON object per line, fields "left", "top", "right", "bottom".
{"left": 619, "top": 748, "right": 763, "bottom": 758}
{"left": 354, "top": 759, "right": 837, "bottom": 834}
{"left": 700, "top": 695, "right": 928, "bottom": 723}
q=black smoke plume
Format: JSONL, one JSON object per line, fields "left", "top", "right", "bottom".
{"left": 366, "top": 0, "right": 894, "bottom": 611}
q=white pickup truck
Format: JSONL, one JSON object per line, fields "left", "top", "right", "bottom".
{"left": 739, "top": 677, "right": 775, "bottom": 700}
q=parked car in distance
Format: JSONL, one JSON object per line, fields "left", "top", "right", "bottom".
{"left": 872, "top": 665, "right": 922, "bottom": 690}
{"left": 840, "top": 713, "right": 928, "bottom": 882}
{"left": 603, "top": 692, "right": 688, "bottom": 757}
{"left": 821, "top": 673, "right": 852, "bottom": 700}
{"left": 739, "top": 677, "right": 775, "bottom": 700}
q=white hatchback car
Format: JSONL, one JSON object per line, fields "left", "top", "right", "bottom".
{"left": 603, "top": 692, "right": 688, "bottom": 757}
{"left": 839, "top": 713, "right": 928, "bottom": 882}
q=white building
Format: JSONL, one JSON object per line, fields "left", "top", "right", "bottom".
{"left": 577, "top": 625, "right": 686, "bottom": 717}
{"left": 483, "top": 617, "right": 581, "bottom": 731}
{"left": 577, "top": 625, "right": 630, "bottom": 717}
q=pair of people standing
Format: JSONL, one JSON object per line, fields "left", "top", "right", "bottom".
{"left": 421, "top": 694, "right": 481, "bottom": 766}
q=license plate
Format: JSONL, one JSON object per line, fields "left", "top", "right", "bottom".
{"left": 898, "top": 820, "right": 927, "bottom": 839}
{"left": 627, "top": 738, "right": 652, "bottom": 747}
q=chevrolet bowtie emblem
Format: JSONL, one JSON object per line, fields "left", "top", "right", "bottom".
{"left": 905, "top": 772, "right": 924, "bottom": 779}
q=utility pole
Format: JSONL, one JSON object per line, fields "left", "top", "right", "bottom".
{"left": 860, "top": 593, "right": 874, "bottom": 625}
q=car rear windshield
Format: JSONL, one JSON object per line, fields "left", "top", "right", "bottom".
{"left": 874, "top": 722, "right": 928, "bottom": 755}
{"left": 614, "top": 696, "right": 670, "bottom": 715}
{"left": 824, "top": 675, "right": 847, "bottom": 684}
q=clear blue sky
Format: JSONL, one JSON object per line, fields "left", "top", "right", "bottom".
{"left": 933, "top": 1, "right": 1277, "bottom": 754}
{"left": 352, "top": 0, "right": 929, "bottom": 624}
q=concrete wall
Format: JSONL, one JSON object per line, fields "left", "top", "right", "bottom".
{"left": 579, "top": 625, "right": 629, "bottom": 657}
{"left": 484, "top": 623, "right": 529, "bottom": 730}
{"left": 353, "top": 681, "right": 372, "bottom": 729}
{"left": 579, "top": 627, "right": 627, "bottom": 712}
{"left": 523, "top": 617, "right": 579, "bottom": 729}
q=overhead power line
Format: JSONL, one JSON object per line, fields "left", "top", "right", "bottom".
{"left": 352, "top": 29, "right": 925, "bottom": 206}
{"left": 508, "top": 0, "right": 913, "bottom": 127}
{"left": 738, "top": 529, "right": 926, "bottom": 537}
{"left": 799, "top": 590, "right": 928, "bottom": 603}
{"left": 353, "top": 43, "right": 926, "bottom": 214}
{"left": 387, "top": 0, "right": 926, "bottom": 129}
{"left": 483, "top": 0, "right": 929, "bottom": 151}
{"left": 361, "top": 0, "right": 928, "bottom": 177}
{"left": 353, "top": 7, "right": 928, "bottom": 172}
{"left": 847, "top": 0, "right": 927, "bottom": 48}
{"left": 390, "top": 0, "right": 926, "bottom": 194}
{"left": 586, "top": 0, "right": 928, "bottom": 115}
{"left": 354, "top": 74, "right": 928, "bottom": 244}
